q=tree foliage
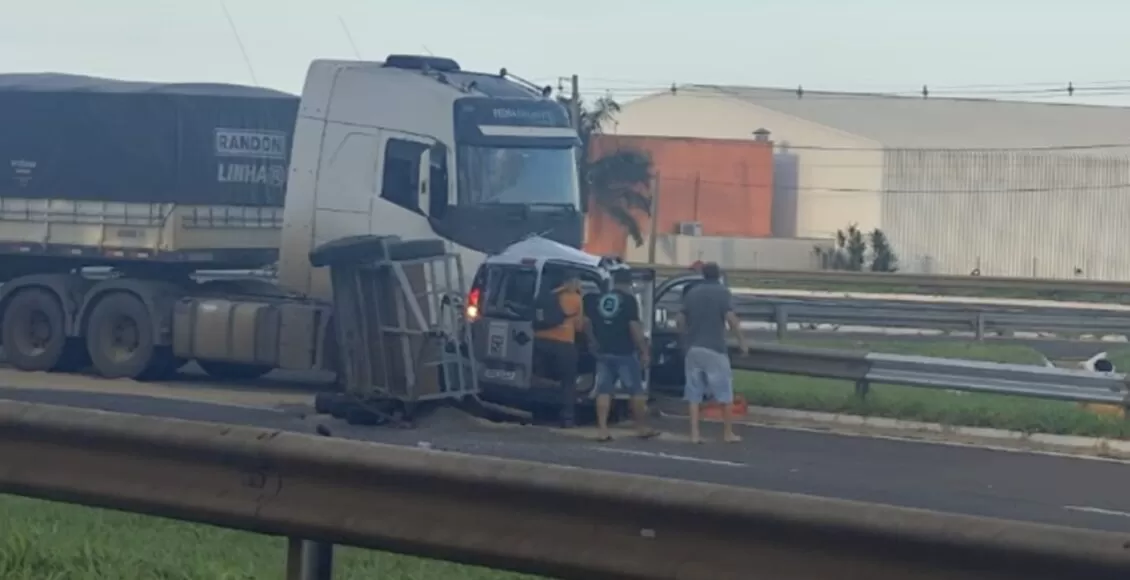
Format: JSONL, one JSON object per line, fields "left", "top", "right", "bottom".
{"left": 558, "top": 95, "right": 654, "bottom": 246}
{"left": 815, "top": 223, "right": 899, "bottom": 272}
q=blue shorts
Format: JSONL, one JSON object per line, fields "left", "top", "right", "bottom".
{"left": 594, "top": 354, "right": 646, "bottom": 396}
{"left": 684, "top": 347, "right": 734, "bottom": 404}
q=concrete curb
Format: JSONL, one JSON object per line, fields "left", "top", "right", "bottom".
{"left": 653, "top": 398, "right": 1130, "bottom": 460}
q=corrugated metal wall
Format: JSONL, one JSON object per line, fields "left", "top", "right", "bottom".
{"left": 881, "top": 150, "right": 1130, "bottom": 279}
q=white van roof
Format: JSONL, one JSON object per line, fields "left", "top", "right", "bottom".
{"left": 489, "top": 236, "right": 604, "bottom": 269}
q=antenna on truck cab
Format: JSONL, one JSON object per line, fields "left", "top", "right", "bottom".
{"left": 338, "top": 16, "right": 363, "bottom": 59}
{"left": 218, "top": 0, "right": 260, "bottom": 86}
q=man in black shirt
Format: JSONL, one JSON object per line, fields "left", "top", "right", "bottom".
{"left": 586, "top": 269, "right": 659, "bottom": 441}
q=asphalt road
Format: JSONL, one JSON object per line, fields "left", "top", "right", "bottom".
{"left": 2, "top": 385, "right": 1129, "bottom": 535}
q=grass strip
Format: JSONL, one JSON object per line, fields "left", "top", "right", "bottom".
{"left": 0, "top": 495, "right": 538, "bottom": 580}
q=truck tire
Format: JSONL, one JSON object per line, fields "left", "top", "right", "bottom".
{"left": 308, "top": 235, "right": 399, "bottom": 268}
{"left": 85, "top": 292, "right": 171, "bottom": 380}
{"left": 1, "top": 288, "right": 87, "bottom": 372}
{"left": 388, "top": 239, "right": 446, "bottom": 261}
{"left": 197, "top": 360, "right": 272, "bottom": 381}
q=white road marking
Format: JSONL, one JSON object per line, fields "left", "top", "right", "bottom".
{"left": 591, "top": 447, "right": 745, "bottom": 467}
{"left": 663, "top": 411, "right": 1130, "bottom": 466}
{"left": 1064, "top": 505, "right": 1130, "bottom": 519}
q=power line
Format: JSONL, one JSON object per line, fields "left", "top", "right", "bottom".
{"left": 650, "top": 174, "right": 1130, "bottom": 196}
{"left": 576, "top": 76, "right": 1130, "bottom": 98}
{"left": 597, "top": 135, "right": 1130, "bottom": 152}
{"left": 217, "top": 0, "right": 259, "bottom": 86}
{"left": 578, "top": 82, "right": 1130, "bottom": 104}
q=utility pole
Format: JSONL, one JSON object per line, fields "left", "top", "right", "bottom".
{"left": 569, "top": 74, "right": 581, "bottom": 133}
{"left": 646, "top": 173, "right": 661, "bottom": 264}
{"left": 560, "top": 74, "right": 586, "bottom": 213}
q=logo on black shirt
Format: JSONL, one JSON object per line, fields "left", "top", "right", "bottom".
{"left": 597, "top": 292, "right": 622, "bottom": 320}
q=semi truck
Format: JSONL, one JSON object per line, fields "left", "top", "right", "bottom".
{"left": 0, "top": 56, "right": 583, "bottom": 388}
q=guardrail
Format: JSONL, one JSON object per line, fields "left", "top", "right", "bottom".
{"left": 723, "top": 343, "right": 1130, "bottom": 405}
{"left": 0, "top": 401, "right": 1127, "bottom": 580}
{"left": 87, "top": 257, "right": 1130, "bottom": 299}
{"left": 719, "top": 295, "right": 1130, "bottom": 339}
{"left": 192, "top": 265, "right": 1130, "bottom": 298}
{"left": 646, "top": 265, "right": 1130, "bottom": 297}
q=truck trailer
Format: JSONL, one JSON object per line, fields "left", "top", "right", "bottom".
{"left": 0, "top": 56, "right": 584, "bottom": 394}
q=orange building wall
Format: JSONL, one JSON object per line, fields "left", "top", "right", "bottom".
{"left": 584, "top": 135, "right": 774, "bottom": 257}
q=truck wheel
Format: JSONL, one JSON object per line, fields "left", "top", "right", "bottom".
{"left": 85, "top": 292, "right": 168, "bottom": 380}
{"left": 1, "top": 289, "right": 83, "bottom": 372}
{"left": 197, "top": 360, "right": 272, "bottom": 381}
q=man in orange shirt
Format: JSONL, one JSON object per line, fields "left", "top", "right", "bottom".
{"left": 533, "top": 270, "right": 585, "bottom": 427}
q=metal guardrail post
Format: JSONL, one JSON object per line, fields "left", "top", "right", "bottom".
{"left": 286, "top": 538, "right": 334, "bottom": 580}
{"left": 1123, "top": 376, "right": 1130, "bottom": 422}
{"left": 854, "top": 378, "right": 870, "bottom": 400}
{"left": 974, "top": 311, "right": 986, "bottom": 341}
{"left": 774, "top": 305, "right": 788, "bottom": 340}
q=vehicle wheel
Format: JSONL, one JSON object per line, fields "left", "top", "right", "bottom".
{"left": 85, "top": 292, "right": 165, "bottom": 380}
{"left": 308, "top": 235, "right": 399, "bottom": 268}
{"left": 2, "top": 289, "right": 76, "bottom": 372}
{"left": 328, "top": 396, "right": 352, "bottom": 419}
{"left": 313, "top": 391, "right": 341, "bottom": 415}
{"left": 197, "top": 360, "right": 272, "bottom": 381}
{"left": 345, "top": 405, "right": 382, "bottom": 426}
{"left": 388, "top": 239, "right": 446, "bottom": 261}
{"left": 144, "top": 355, "right": 187, "bottom": 380}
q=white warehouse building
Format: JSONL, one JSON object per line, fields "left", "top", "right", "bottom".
{"left": 612, "top": 86, "right": 1130, "bottom": 280}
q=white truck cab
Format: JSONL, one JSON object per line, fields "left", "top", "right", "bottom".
{"left": 279, "top": 55, "right": 583, "bottom": 300}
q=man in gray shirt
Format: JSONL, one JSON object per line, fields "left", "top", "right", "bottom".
{"left": 676, "top": 262, "right": 748, "bottom": 444}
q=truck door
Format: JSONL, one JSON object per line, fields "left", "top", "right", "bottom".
{"left": 469, "top": 264, "right": 538, "bottom": 389}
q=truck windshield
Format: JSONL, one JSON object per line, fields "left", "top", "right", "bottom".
{"left": 456, "top": 145, "right": 580, "bottom": 207}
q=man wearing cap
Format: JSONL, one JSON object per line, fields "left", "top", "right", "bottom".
{"left": 676, "top": 262, "right": 748, "bottom": 444}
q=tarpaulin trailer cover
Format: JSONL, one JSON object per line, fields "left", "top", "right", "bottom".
{"left": 0, "top": 73, "right": 300, "bottom": 207}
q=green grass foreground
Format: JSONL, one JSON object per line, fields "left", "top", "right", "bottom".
{"left": 0, "top": 495, "right": 538, "bottom": 580}
{"left": 734, "top": 338, "right": 1130, "bottom": 439}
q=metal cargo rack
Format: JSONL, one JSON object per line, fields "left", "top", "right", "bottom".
{"left": 314, "top": 236, "right": 477, "bottom": 424}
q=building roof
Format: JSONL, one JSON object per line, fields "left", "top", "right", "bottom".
{"left": 0, "top": 73, "right": 295, "bottom": 98}
{"left": 681, "top": 84, "right": 1130, "bottom": 149}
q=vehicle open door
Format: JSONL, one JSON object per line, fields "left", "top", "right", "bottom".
{"left": 467, "top": 263, "right": 539, "bottom": 391}
{"left": 624, "top": 267, "right": 657, "bottom": 392}
{"left": 648, "top": 274, "right": 703, "bottom": 395}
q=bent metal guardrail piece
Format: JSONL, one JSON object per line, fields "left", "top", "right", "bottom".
{"left": 0, "top": 401, "right": 1128, "bottom": 580}
{"left": 729, "top": 344, "right": 1130, "bottom": 405}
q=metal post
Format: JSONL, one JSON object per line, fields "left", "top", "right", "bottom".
{"left": 854, "top": 379, "right": 870, "bottom": 400}
{"left": 646, "top": 173, "right": 661, "bottom": 264}
{"left": 286, "top": 537, "right": 334, "bottom": 580}
{"left": 974, "top": 312, "right": 985, "bottom": 342}
{"left": 774, "top": 306, "right": 788, "bottom": 340}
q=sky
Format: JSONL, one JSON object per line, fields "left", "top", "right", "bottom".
{"left": 4, "top": 0, "right": 1130, "bottom": 106}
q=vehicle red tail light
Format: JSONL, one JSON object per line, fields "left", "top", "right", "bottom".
{"left": 466, "top": 287, "right": 481, "bottom": 320}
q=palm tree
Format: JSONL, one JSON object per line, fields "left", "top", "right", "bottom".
{"left": 560, "top": 96, "right": 654, "bottom": 246}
